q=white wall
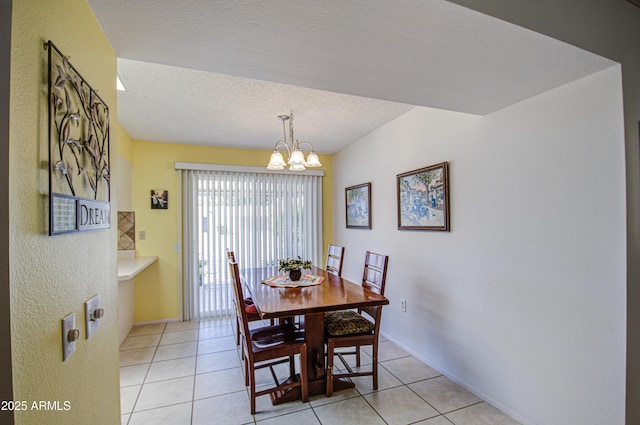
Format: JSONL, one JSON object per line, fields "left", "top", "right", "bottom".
{"left": 333, "top": 66, "right": 626, "bottom": 425}
{"left": 443, "top": 2, "right": 640, "bottom": 422}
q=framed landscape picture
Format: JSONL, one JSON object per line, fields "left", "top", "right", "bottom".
{"left": 345, "top": 182, "right": 371, "bottom": 229}
{"left": 397, "top": 162, "right": 449, "bottom": 231}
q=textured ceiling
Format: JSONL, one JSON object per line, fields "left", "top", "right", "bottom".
{"left": 88, "top": 0, "right": 616, "bottom": 154}
{"left": 117, "top": 59, "right": 413, "bottom": 152}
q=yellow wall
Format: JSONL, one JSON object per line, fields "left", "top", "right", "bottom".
{"left": 116, "top": 123, "right": 134, "bottom": 163}
{"left": 10, "top": 1, "right": 120, "bottom": 424}
{"left": 132, "top": 140, "right": 333, "bottom": 321}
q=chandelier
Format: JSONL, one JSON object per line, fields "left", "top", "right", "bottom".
{"left": 266, "top": 112, "right": 322, "bottom": 171}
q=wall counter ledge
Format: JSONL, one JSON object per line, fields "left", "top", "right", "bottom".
{"left": 117, "top": 250, "right": 158, "bottom": 282}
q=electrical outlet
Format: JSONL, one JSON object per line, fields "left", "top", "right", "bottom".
{"left": 400, "top": 298, "right": 407, "bottom": 313}
{"left": 139, "top": 230, "right": 146, "bottom": 240}
{"left": 173, "top": 242, "right": 179, "bottom": 253}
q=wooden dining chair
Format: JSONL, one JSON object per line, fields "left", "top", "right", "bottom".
{"left": 326, "top": 244, "right": 345, "bottom": 277}
{"left": 227, "top": 249, "right": 270, "bottom": 346}
{"left": 324, "top": 251, "right": 389, "bottom": 396}
{"left": 228, "top": 258, "right": 309, "bottom": 414}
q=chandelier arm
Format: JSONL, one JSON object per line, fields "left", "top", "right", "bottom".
{"left": 297, "top": 141, "right": 316, "bottom": 152}
{"left": 273, "top": 140, "right": 291, "bottom": 155}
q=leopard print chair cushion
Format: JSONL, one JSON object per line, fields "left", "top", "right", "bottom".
{"left": 324, "top": 310, "right": 375, "bottom": 336}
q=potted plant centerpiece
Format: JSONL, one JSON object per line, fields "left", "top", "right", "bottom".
{"left": 278, "top": 256, "right": 313, "bottom": 281}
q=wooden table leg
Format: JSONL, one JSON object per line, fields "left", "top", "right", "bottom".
{"left": 303, "top": 312, "right": 331, "bottom": 396}
{"left": 303, "top": 312, "right": 325, "bottom": 380}
{"left": 302, "top": 312, "right": 355, "bottom": 396}
{"left": 270, "top": 311, "right": 354, "bottom": 405}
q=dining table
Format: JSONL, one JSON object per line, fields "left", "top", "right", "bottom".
{"left": 241, "top": 265, "right": 389, "bottom": 404}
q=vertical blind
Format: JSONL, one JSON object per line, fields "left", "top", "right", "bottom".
{"left": 179, "top": 165, "right": 323, "bottom": 320}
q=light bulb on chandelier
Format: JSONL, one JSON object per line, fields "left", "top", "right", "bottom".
{"left": 266, "top": 112, "right": 322, "bottom": 171}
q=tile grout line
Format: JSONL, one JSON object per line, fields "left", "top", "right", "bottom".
{"left": 190, "top": 324, "right": 200, "bottom": 425}
{"left": 403, "top": 375, "right": 487, "bottom": 423}
{"left": 121, "top": 323, "right": 166, "bottom": 421}
{"left": 358, "top": 389, "right": 391, "bottom": 425}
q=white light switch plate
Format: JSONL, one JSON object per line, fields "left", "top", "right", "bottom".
{"left": 62, "top": 313, "right": 76, "bottom": 361}
{"left": 85, "top": 294, "right": 102, "bottom": 339}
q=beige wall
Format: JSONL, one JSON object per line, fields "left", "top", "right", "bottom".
{"left": 9, "top": 1, "right": 120, "bottom": 423}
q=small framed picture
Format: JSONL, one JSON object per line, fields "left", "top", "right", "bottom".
{"left": 151, "top": 189, "right": 168, "bottom": 209}
{"left": 397, "top": 162, "right": 449, "bottom": 231}
{"left": 345, "top": 182, "right": 371, "bottom": 229}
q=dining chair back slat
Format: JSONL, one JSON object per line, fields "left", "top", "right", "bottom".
{"left": 360, "top": 251, "right": 388, "bottom": 320}
{"left": 326, "top": 244, "right": 345, "bottom": 277}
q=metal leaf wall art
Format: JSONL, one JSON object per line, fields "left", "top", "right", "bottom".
{"left": 47, "top": 41, "right": 111, "bottom": 235}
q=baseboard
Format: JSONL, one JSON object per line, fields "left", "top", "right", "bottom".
{"left": 133, "top": 318, "right": 182, "bottom": 326}
{"left": 380, "top": 331, "right": 536, "bottom": 425}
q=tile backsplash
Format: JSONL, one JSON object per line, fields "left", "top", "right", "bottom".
{"left": 118, "top": 211, "right": 135, "bottom": 251}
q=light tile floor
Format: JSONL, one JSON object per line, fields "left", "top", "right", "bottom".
{"left": 120, "top": 317, "right": 521, "bottom": 425}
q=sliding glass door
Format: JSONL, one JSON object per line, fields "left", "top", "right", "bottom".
{"left": 180, "top": 167, "right": 323, "bottom": 319}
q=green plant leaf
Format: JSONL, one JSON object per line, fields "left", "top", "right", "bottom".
{"left": 278, "top": 257, "right": 313, "bottom": 272}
